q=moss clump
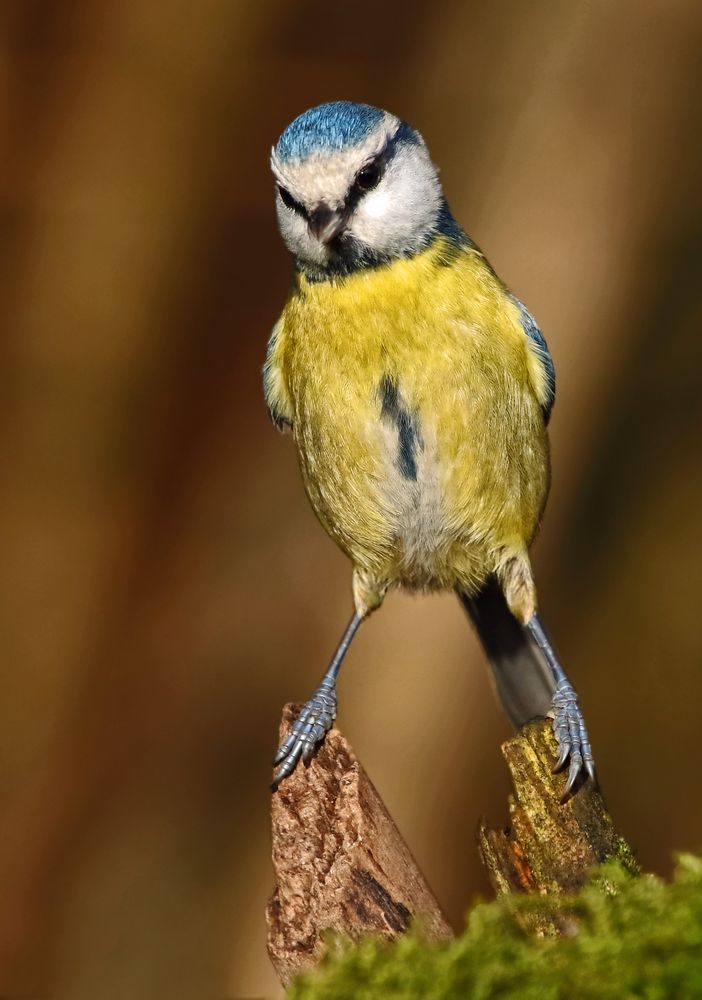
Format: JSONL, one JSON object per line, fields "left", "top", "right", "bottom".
{"left": 290, "top": 855, "right": 702, "bottom": 1000}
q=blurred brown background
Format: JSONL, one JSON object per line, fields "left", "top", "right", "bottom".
{"left": 1, "top": 1, "right": 701, "bottom": 997}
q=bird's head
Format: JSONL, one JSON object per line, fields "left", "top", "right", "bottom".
{"left": 271, "top": 101, "right": 446, "bottom": 279}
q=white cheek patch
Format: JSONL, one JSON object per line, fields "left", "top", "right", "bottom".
{"left": 348, "top": 144, "right": 442, "bottom": 257}
{"left": 361, "top": 188, "right": 392, "bottom": 220}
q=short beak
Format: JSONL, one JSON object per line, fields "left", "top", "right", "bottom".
{"left": 308, "top": 204, "right": 346, "bottom": 244}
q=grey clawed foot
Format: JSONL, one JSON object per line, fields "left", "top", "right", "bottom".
{"left": 551, "top": 678, "right": 596, "bottom": 799}
{"left": 271, "top": 680, "right": 337, "bottom": 790}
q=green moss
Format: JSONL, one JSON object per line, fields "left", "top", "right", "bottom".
{"left": 612, "top": 835, "right": 642, "bottom": 877}
{"left": 290, "top": 855, "right": 702, "bottom": 999}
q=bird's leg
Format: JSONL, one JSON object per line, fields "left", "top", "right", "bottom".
{"left": 526, "top": 614, "right": 596, "bottom": 797}
{"left": 499, "top": 552, "right": 595, "bottom": 798}
{"left": 272, "top": 611, "right": 362, "bottom": 789}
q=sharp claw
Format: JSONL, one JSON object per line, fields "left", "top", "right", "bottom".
{"left": 271, "top": 686, "right": 337, "bottom": 789}
{"left": 553, "top": 742, "right": 570, "bottom": 773}
{"left": 561, "top": 755, "right": 582, "bottom": 799}
{"left": 270, "top": 767, "right": 287, "bottom": 791}
{"left": 273, "top": 732, "right": 296, "bottom": 765}
{"left": 272, "top": 736, "right": 305, "bottom": 788}
{"left": 549, "top": 680, "right": 596, "bottom": 794}
{"left": 273, "top": 699, "right": 317, "bottom": 763}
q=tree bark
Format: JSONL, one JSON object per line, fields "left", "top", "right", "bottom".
{"left": 266, "top": 705, "right": 453, "bottom": 988}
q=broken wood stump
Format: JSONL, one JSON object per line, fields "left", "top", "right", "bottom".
{"left": 479, "top": 719, "right": 634, "bottom": 896}
{"left": 266, "top": 705, "right": 452, "bottom": 987}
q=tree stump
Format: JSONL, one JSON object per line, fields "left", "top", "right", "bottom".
{"left": 478, "top": 720, "right": 634, "bottom": 896}
{"left": 266, "top": 705, "right": 453, "bottom": 987}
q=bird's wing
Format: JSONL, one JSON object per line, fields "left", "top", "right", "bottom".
{"left": 513, "top": 296, "right": 556, "bottom": 424}
{"left": 263, "top": 316, "right": 294, "bottom": 430}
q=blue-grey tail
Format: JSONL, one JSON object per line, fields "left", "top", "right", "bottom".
{"left": 458, "top": 579, "right": 554, "bottom": 727}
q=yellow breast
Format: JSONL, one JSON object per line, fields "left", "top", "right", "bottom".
{"left": 275, "top": 238, "right": 550, "bottom": 593}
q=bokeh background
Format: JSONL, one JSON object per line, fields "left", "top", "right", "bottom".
{"left": 1, "top": 1, "right": 701, "bottom": 997}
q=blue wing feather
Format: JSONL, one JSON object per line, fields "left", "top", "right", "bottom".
{"left": 513, "top": 296, "right": 556, "bottom": 423}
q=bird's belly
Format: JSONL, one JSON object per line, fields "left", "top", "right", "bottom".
{"left": 375, "top": 424, "right": 448, "bottom": 585}
{"left": 295, "top": 400, "right": 544, "bottom": 595}
{"left": 297, "top": 422, "right": 449, "bottom": 586}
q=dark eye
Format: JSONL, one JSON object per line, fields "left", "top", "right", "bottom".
{"left": 356, "top": 162, "right": 382, "bottom": 192}
{"left": 278, "top": 185, "right": 305, "bottom": 215}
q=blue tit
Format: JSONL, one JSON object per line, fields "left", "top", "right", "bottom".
{"left": 265, "top": 101, "right": 594, "bottom": 797}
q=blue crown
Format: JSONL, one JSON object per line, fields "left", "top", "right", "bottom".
{"left": 275, "top": 101, "right": 386, "bottom": 162}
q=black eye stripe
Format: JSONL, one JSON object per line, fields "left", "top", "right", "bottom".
{"left": 277, "top": 185, "right": 306, "bottom": 217}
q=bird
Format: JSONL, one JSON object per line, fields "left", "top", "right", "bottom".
{"left": 265, "top": 101, "right": 595, "bottom": 797}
